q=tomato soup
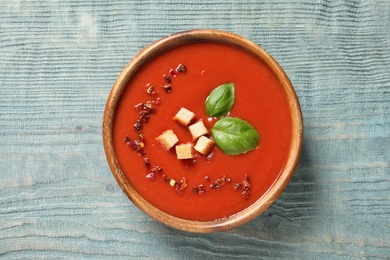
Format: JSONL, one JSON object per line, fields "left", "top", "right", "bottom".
{"left": 113, "top": 42, "right": 292, "bottom": 221}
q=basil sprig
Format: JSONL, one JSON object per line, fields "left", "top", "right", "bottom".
{"left": 205, "top": 83, "right": 259, "bottom": 155}
{"left": 205, "top": 82, "right": 235, "bottom": 117}
{"left": 212, "top": 117, "right": 259, "bottom": 155}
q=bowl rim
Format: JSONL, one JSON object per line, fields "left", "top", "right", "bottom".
{"left": 103, "top": 29, "right": 303, "bottom": 233}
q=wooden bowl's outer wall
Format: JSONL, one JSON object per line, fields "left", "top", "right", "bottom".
{"left": 103, "top": 29, "right": 303, "bottom": 233}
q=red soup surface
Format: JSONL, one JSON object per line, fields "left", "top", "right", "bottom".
{"left": 113, "top": 42, "right": 292, "bottom": 221}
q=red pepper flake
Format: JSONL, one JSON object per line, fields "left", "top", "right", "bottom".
{"left": 163, "top": 74, "right": 171, "bottom": 83}
{"left": 234, "top": 174, "right": 251, "bottom": 200}
{"left": 146, "top": 172, "right": 156, "bottom": 181}
{"left": 174, "top": 182, "right": 183, "bottom": 195}
{"left": 192, "top": 184, "right": 206, "bottom": 195}
{"left": 134, "top": 101, "right": 157, "bottom": 131}
{"left": 174, "top": 181, "right": 181, "bottom": 189}
{"left": 208, "top": 176, "right": 227, "bottom": 190}
{"left": 134, "top": 103, "right": 143, "bottom": 110}
{"left": 151, "top": 165, "right": 163, "bottom": 173}
{"left": 144, "top": 101, "right": 155, "bottom": 112}
{"left": 180, "top": 177, "right": 187, "bottom": 190}
{"left": 134, "top": 120, "right": 143, "bottom": 131}
{"left": 169, "top": 68, "right": 177, "bottom": 76}
{"left": 146, "top": 84, "right": 157, "bottom": 96}
{"left": 216, "top": 177, "right": 225, "bottom": 188}
{"left": 233, "top": 182, "right": 242, "bottom": 190}
{"left": 198, "top": 184, "right": 206, "bottom": 195}
{"left": 166, "top": 177, "right": 188, "bottom": 195}
{"left": 139, "top": 110, "right": 150, "bottom": 122}
{"left": 210, "top": 183, "right": 219, "bottom": 189}
{"left": 124, "top": 136, "right": 146, "bottom": 156}
{"left": 176, "top": 64, "right": 186, "bottom": 73}
{"left": 143, "top": 158, "right": 150, "bottom": 168}
{"left": 138, "top": 132, "right": 145, "bottom": 141}
{"left": 162, "top": 83, "right": 172, "bottom": 93}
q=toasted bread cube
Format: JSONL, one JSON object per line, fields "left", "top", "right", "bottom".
{"left": 174, "top": 107, "right": 196, "bottom": 126}
{"left": 188, "top": 120, "right": 208, "bottom": 140}
{"left": 175, "top": 143, "right": 194, "bottom": 159}
{"left": 194, "top": 136, "right": 215, "bottom": 155}
{"left": 156, "top": 129, "right": 179, "bottom": 151}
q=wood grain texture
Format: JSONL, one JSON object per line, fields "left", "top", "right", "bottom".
{"left": 0, "top": 0, "right": 389, "bottom": 259}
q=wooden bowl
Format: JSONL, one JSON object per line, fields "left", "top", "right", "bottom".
{"left": 103, "top": 29, "right": 303, "bottom": 233}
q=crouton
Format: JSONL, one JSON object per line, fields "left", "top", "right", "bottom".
{"left": 188, "top": 120, "right": 208, "bottom": 140}
{"left": 173, "top": 107, "right": 196, "bottom": 126}
{"left": 175, "top": 143, "right": 194, "bottom": 159}
{"left": 194, "top": 136, "right": 215, "bottom": 155}
{"left": 156, "top": 129, "right": 179, "bottom": 151}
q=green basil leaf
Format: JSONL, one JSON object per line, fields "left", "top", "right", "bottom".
{"left": 212, "top": 117, "right": 259, "bottom": 155}
{"left": 205, "top": 82, "right": 235, "bottom": 118}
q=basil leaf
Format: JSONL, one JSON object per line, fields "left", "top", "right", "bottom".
{"left": 212, "top": 117, "right": 259, "bottom": 155}
{"left": 205, "top": 82, "right": 235, "bottom": 118}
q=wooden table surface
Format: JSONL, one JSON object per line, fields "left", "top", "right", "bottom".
{"left": 1, "top": 1, "right": 389, "bottom": 259}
